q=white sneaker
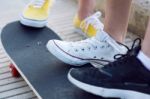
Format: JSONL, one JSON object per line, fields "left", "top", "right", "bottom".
{"left": 46, "top": 31, "right": 127, "bottom": 67}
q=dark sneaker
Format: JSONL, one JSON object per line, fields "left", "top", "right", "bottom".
{"left": 68, "top": 39, "right": 150, "bottom": 99}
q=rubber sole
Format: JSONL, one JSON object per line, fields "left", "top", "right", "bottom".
{"left": 20, "top": 15, "right": 47, "bottom": 28}
{"left": 68, "top": 69, "right": 150, "bottom": 99}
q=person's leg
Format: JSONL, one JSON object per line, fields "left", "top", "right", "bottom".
{"left": 104, "top": 0, "right": 132, "bottom": 42}
{"left": 47, "top": 0, "right": 132, "bottom": 66}
{"left": 78, "top": 0, "right": 96, "bottom": 20}
{"left": 137, "top": 18, "right": 150, "bottom": 70}
{"left": 74, "top": 0, "right": 103, "bottom": 37}
{"left": 68, "top": 17, "right": 150, "bottom": 99}
{"left": 141, "top": 19, "right": 150, "bottom": 57}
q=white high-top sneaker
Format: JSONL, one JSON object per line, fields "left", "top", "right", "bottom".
{"left": 46, "top": 30, "right": 127, "bottom": 67}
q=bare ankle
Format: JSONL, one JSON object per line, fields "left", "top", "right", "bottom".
{"left": 104, "top": 28, "right": 124, "bottom": 43}
{"left": 77, "top": 11, "right": 92, "bottom": 20}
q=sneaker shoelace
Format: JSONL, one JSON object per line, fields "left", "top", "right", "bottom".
{"left": 105, "top": 38, "right": 141, "bottom": 68}
{"left": 75, "top": 37, "right": 102, "bottom": 50}
{"left": 31, "top": 0, "right": 46, "bottom": 8}
{"left": 69, "top": 34, "right": 128, "bottom": 66}
{"left": 70, "top": 37, "right": 108, "bottom": 52}
{"left": 98, "top": 31, "right": 127, "bottom": 54}
{"left": 87, "top": 37, "right": 127, "bottom": 66}
{"left": 80, "top": 12, "right": 104, "bottom": 33}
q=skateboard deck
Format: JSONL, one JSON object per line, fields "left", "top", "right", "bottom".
{"left": 1, "top": 21, "right": 118, "bottom": 99}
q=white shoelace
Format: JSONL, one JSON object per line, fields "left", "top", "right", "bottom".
{"left": 31, "top": 0, "right": 46, "bottom": 8}
{"left": 69, "top": 37, "right": 97, "bottom": 49}
{"left": 86, "top": 34, "right": 126, "bottom": 67}
{"left": 98, "top": 31, "right": 127, "bottom": 54}
{"left": 70, "top": 31, "right": 126, "bottom": 56}
{"left": 80, "top": 11, "right": 104, "bottom": 33}
{"left": 68, "top": 31, "right": 127, "bottom": 68}
{"left": 70, "top": 37, "right": 108, "bottom": 53}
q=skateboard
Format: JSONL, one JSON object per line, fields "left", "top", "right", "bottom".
{"left": 0, "top": 21, "right": 118, "bottom": 99}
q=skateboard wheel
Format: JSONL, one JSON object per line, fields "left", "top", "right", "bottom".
{"left": 9, "top": 64, "right": 20, "bottom": 77}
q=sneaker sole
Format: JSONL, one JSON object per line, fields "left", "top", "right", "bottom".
{"left": 68, "top": 70, "right": 150, "bottom": 99}
{"left": 46, "top": 40, "right": 87, "bottom": 66}
{"left": 20, "top": 15, "right": 47, "bottom": 28}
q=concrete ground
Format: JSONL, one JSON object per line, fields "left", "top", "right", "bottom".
{"left": 0, "top": 0, "right": 138, "bottom": 99}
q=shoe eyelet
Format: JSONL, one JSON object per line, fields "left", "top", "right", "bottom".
{"left": 88, "top": 47, "right": 91, "bottom": 50}
{"left": 94, "top": 46, "right": 98, "bottom": 50}
{"left": 107, "top": 45, "right": 110, "bottom": 47}
{"left": 101, "top": 46, "right": 104, "bottom": 48}
{"left": 101, "top": 57, "right": 104, "bottom": 60}
{"left": 75, "top": 49, "right": 78, "bottom": 52}
{"left": 93, "top": 56, "right": 97, "bottom": 58}
{"left": 81, "top": 48, "right": 85, "bottom": 51}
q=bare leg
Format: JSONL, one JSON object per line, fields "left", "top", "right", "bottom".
{"left": 78, "top": 0, "right": 96, "bottom": 20}
{"left": 104, "top": 0, "right": 132, "bottom": 42}
{"left": 142, "top": 19, "right": 150, "bottom": 57}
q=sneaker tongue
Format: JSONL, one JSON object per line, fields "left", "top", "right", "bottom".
{"left": 95, "top": 31, "right": 110, "bottom": 41}
{"left": 93, "top": 11, "right": 102, "bottom": 18}
{"left": 95, "top": 31, "right": 127, "bottom": 54}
